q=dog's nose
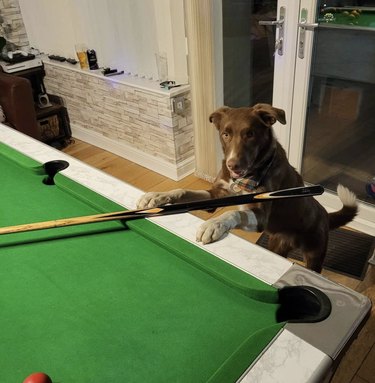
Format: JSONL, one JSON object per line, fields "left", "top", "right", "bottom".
{"left": 227, "top": 159, "right": 240, "bottom": 172}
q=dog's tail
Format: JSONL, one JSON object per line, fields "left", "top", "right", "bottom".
{"left": 329, "top": 184, "right": 358, "bottom": 230}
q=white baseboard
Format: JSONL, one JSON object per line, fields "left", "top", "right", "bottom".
{"left": 71, "top": 124, "right": 195, "bottom": 181}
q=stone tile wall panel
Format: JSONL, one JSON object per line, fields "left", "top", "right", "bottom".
{"left": 44, "top": 64, "right": 193, "bottom": 167}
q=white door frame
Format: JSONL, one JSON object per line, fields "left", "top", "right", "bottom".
{"left": 288, "top": 0, "right": 317, "bottom": 169}
{"left": 272, "top": 0, "right": 302, "bottom": 153}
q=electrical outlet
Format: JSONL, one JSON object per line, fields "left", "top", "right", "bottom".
{"left": 173, "top": 96, "right": 185, "bottom": 114}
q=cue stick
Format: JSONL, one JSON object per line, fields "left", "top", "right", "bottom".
{"left": 0, "top": 185, "right": 323, "bottom": 235}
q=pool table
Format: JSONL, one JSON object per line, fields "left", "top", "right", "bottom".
{"left": 0, "top": 123, "right": 371, "bottom": 383}
{"left": 319, "top": 7, "right": 375, "bottom": 29}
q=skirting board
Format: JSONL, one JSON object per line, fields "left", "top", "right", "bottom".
{"left": 71, "top": 124, "right": 195, "bottom": 181}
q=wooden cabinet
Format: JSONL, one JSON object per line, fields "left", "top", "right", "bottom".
{"left": 12, "top": 65, "right": 72, "bottom": 148}
{"left": 35, "top": 94, "right": 72, "bottom": 148}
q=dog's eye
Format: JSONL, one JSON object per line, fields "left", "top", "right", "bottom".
{"left": 246, "top": 130, "right": 254, "bottom": 138}
{"left": 222, "top": 132, "right": 230, "bottom": 141}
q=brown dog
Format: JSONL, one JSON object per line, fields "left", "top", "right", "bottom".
{"left": 137, "top": 104, "right": 358, "bottom": 272}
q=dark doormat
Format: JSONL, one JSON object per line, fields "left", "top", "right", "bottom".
{"left": 256, "top": 228, "right": 375, "bottom": 280}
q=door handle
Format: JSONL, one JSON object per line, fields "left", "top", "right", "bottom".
{"left": 258, "top": 6, "right": 285, "bottom": 56}
{"left": 259, "top": 19, "right": 284, "bottom": 27}
{"left": 298, "top": 9, "right": 318, "bottom": 59}
{"left": 298, "top": 21, "right": 319, "bottom": 31}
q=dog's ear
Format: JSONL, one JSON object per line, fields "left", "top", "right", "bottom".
{"left": 209, "top": 107, "right": 230, "bottom": 129}
{"left": 252, "top": 103, "right": 286, "bottom": 126}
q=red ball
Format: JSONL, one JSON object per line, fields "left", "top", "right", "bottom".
{"left": 23, "top": 372, "right": 52, "bottom": 383}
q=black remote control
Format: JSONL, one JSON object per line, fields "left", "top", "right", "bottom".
{"left": 66, "top": 58, "right": 78, "bottom": 65}
{"left": 104, "top": 70, "right": 124, "bottom": 77}
{"left": 102, "top": 67, "right": 118, "bottom": 75}
{"left": 48, "top": 55, "right": 66, "bottom": 62}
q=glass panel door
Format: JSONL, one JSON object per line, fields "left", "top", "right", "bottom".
{"left": 221, "top": 0, "right": 301, "bottom": 151}
{"left": 222, "top": 0, "right": 278, "bottom": 107}
{"left": 301, "top": 2, "right": 375, "bottom": 207}
{"left": 286, "top": 0, "right": 375, "bottom": 234}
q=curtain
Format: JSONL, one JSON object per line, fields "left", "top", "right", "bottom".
{"left": 185, "top": 0, "right": 221, "bottom": 181}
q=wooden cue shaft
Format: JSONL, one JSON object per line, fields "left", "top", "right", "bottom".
{"left": 0, "top": 207, "right": 164, "bottom": 235}
{"left": 0, "top": 185, "right": 324, "bottom": 235}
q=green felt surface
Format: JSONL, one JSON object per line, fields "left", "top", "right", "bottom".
{"left": 0, "top": 143, "right": 284, "bottom": 383}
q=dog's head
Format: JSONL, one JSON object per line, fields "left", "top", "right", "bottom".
{"left": 209, "top": 103, "right": 286, "bottom": 179}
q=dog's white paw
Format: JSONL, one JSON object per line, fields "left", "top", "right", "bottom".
{"left": 196, "top": 210, "right": 244, "bottom": 244}
{"left": 136, "top": 192, "right": 174, "bottom": 209}
{"left": 196, "top": 217, "right": 231, "bottom": 244}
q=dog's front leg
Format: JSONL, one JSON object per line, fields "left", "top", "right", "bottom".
{"left": 137, "top": 189, "right": 211, "bottom": 209}
{"left": 197, "top": 209, "right": 258, "bottom": 244}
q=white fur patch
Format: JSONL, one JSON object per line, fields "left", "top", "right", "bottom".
{"left": 197, "top": 210, "right": 241, "bottom": 244}
{"left": 226, "top": 149, "right": 236, "bottom": 165}
{"left": 337, "top": 184, "right": 357, "bottom": 207}
{"left": 217, "top": 179, "right": 233, "bottom": 193}
{"left": 238, "top": 210, "right": 258, "bottom": 231}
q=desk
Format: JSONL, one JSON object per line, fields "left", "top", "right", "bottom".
{"left": 0, "top": 124, "right": 371, "bottom": 383}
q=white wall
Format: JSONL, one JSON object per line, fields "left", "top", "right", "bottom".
{"left": 18, "top": 0, "right": 188, "bottom": 83}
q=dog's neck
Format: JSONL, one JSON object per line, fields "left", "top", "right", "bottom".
{"left": 231, "top": 144, "right": 277, "bottom": 193}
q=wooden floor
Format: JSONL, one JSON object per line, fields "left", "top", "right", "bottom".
{"left": 63, "top": 139, "right": 374, "bottom": 383}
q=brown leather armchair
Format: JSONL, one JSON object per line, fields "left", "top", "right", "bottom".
{"left": 0, "top": 71, "right": 41, "bottom": 140}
